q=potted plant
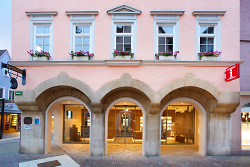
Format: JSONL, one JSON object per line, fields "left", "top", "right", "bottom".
{"left": 112, "top": 49, "right": 134, "bottom": 60}
{"left": 27, "top": 50, "right": 51, "bottom": 61}
{"left": 155, "top": 50, "right": 179, "bottom": 60}
{"left": 198, "top": 51, "right": 221, "bottom": 61}
{"left": 69, "top": 51, "right": 94, "bottom": 61}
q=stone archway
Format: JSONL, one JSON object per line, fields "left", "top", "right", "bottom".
{"left": 160, "top": 97, "right": 207, "bottom": 155}
{"left": 44, "top": 96, "right": 92, "bottom": 153}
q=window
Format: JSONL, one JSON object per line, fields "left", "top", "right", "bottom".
{"left": 107, "top": 4, "right": 141, "bottom": 59}
{"left": 193, "top": 10, "right": 226, "bottom": 60}
{"left": 9, "top": 89, "right": 14, "bottom": 100}
{"left": 158, "top": 25, "right": 174, "bottom": 52}
{"left": 74, "top": 25, "right": 90, "bottom": 52}
{"left": 66, "top": 11, "right": 98, "bottom": 60}
{"left": 199, "top": 26, "right": 215, "bottom": 52}
{"left": 3, "top": 68, "right": 9, "bottom": 76}
{"left": 115, "top": 25, "right": 132, "bottom": 51}
{"left": 0, "top": 87, "right": 5, "bottom": 99}
{"left": 34, "top": 25, "right": 50, "bottom": 53}
{"left": 25, "top": 11, "right": 57, "bottom": 60}
{"left": 151, "top": 10, "right": 185, "bottom": 60}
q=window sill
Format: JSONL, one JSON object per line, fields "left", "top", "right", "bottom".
{"left": 10, "top": 60, "right": 244, "bottom": 67}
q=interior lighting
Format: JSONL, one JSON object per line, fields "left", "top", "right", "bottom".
{"left": 68, "top": 102, "right": 70, "bottom": 103}
{"left": 126, "top": 108, "right": 128, "bottom": 112}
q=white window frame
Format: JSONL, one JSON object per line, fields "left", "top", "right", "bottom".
{"left": 66, "top": 11, "right": 98, "bottom": 60}
{"left": 107, "top": 5, "right": 141, "bottom": 60}
{"left": 114, "top": 23, "right": 133, "bottom": 52}
{"left": 0, "top": 86, "right": 5, "bottom": 99}
{"left": 3, "top": 68, "right": 9, "bottom": 77}
{"left": 8, "top": 89, "right": 14, "bottom": 100}
{"left": 34, "top": 24, "right": 51, "bottom": 53}
{"left": 25, "top": 11, "right": 57, "bottom": 60}
{"left": 151, "top": 11, "right": 185, "bottom": 60}
{"left": 193, "top": 11, "right": 226, "bottom": 60}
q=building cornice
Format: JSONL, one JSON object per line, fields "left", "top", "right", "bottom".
{"left": 107, "top": 4, "right": 141, "bottom": 15}
{"left": 9, "top": 60, "right": 244, "bottom": 67}
{"left": 240, "top": 92, "right": 250, "bottom": 96}
{"left": 192, "top": 10, "right": 226, "bottom": 15}
{"left": 65, "top": 11, "right": 98, "bottom": 15}
{"left": 150, "top": 10, "right": 185, "bottom": 15}
{"left": 25, "top": 11, "right": 58, "bottom": 16}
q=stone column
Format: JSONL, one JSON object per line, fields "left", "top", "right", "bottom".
{"left": 207, "top": 113, "right": 232, "bottom": 155}
{"left": 144, "top": 103, "right": 161, "bottom": 156}
{"left": 20, "top": 110, "right": 44, "bottom": 154}
{"left": 89, "top": 104, "right": 105, "bottom": 156}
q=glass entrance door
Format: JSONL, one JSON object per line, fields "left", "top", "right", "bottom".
{"left": 108, "top": 105, "right": 143, "bottom": 144}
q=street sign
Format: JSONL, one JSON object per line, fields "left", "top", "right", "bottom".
{"left": 15, "top": 91, "right": 22, "bottom": 95}
{"left": 226, "top": 64, "right": 240, "bottom": 82}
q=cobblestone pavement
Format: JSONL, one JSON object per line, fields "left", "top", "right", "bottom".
{"left": 0, "top": 139, "right": 250, "bottom": 167}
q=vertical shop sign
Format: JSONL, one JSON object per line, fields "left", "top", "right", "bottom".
{"left": 226, "top": 64, "right": 240, "bottom": 82}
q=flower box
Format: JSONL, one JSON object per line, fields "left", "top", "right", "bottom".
{"left": 159, "top": 56, "right": 175, "bottom": 61}
{"left": 115, "top": 56, "right": 131, "bottom": 60}
{"left": 201, "top": 56, "right": 218, "bottom": 61}
{"left": 73, "top": 56, "right": 89, "bottom": 61}
{"left": 32, "top": 57, "right": 48, "bottom": 61}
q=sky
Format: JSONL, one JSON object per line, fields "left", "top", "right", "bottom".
{"left": 0, "top": 0, "right": 12, "bottom": 56}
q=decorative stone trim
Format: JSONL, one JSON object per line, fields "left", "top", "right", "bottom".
{"left": 65, "top": 11, "right": 98, "bottom": 15}
{"left": 150, "top": 10, "right": 185, "bottom": 15}
{"left": 240, "top": 92, "right": 250, "bottom": 95}
{"left": 9, "top": 60, "right": 244, "bottom": 67}
{"left": 105, "top": 60, "right": 141, "bottom": 66}
{"left": 25, "top": 11, "right": 58, "bottom": 16}
{"left": 107, "top": 4, "right": 141, "bottom": 15}
{"left": 192, "top": 10, "right": 226, "bottom": 15}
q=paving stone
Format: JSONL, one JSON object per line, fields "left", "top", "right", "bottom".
{"left": 0, "top": 139, "right": 250, "bottom": 167}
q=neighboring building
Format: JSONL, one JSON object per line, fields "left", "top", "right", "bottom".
{"left": 0, "top": 50, "right": 21, "bottom": 133}
{"left": 10, "top": 1, "right": 241, "bottom": 156}
{"left": 231, "top": 0, "right": 250, "bottom": 155}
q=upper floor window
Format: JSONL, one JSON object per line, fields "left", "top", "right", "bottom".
{"left": 200, "top": 26, "right": 215, "bottom": 52}
{"left": 66, "top": 11, "right": 98, "bottom": 60}
{"left": 25, "top": 11, "right": 57, "bottom": 60}
{"left": 151, "top": 10, "right": 185, "bottom": 60}
{"left": 107, "top": 4, "right": 141, "bottom": 59}
{"left": 115, "top": 25, "right": 132, "bottom": 51}
{"left": 3, "top": 68, "right": 9, "bottom": 77}
{"left": 9, "top": 89, "right": 14, "bottom": 100}
{"left": 193, "top": 10, "right": 226, "bottom": 60}
{"left": 35, "top": 25, "right": 51, "bottom": 53}
{"left": 0, "top": 87, "right": 4, "bottom": 99}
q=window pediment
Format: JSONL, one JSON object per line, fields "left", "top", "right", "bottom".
{"left": 107, "top": 4, "right": 141, "bottom": 15}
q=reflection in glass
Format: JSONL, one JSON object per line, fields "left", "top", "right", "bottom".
{"left": 159, "top": 26, "right": 173, "bottom": 34}
{"left": 117, "top": 26, "right": 123, "bottom": 33}
{"left": 37, "top": 27, "right": 43, "bottom": 34}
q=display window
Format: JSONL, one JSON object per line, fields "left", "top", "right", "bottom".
{"left": 161, "top": 104, "right": 196, "bottom": 144}
{"left": 4, "top": 113, "right": 21, "bottom": 132}
{"left": 108, "top": 104, "right": 143, "bottom": 144}
{"left": 63, "top": 105, "right": 90, "bottom": 143}
{"left": 241, "top": 112, "right": 250, "bottom": 147}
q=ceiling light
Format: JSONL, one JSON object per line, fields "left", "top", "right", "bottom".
{"left": 68, "top": 102, "right": 70, "bottom": 103}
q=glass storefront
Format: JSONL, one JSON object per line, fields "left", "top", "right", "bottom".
{"left": 161, "top": 105, "right": 195, "bottom": 144}
{"left": 4, "top": 113, "right": 21, "bottom": 132}
{"left": 63, "top": 104, "right": 90, "bottom": 143}
{"left": 241, "top": 112, "right": 250, "bottom": 146}
{"left": 108, "top": 105, "right": 143, "bottom": 144}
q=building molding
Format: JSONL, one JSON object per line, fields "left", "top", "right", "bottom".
{"left": 9, "top": 60, "right": 244, "bottom": 67}
{"left": 25, "top": 11, "right": 58, "bottom": 16}
{"left": 107, "top": 4, "right": 141, "bottom": 15}
{"left": 192, "top": 10, "right": 226, "bottom": 15}
{"left": 150, "top": 10, "right": 185, "bottom": 15}
{"left": 240, "top": 91, "right": 250, "bottom": 95}
{"left": 65, "top": 11, "right": 98, "bottom": 16}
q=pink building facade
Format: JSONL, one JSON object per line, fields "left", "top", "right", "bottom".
{"left": 10, "top": 0, "right": 242, "bottom": 156}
